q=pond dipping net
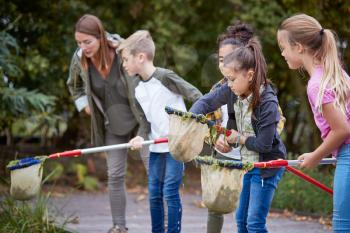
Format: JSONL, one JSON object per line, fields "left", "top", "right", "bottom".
{"left": 195, "top": 156, "right": 254, "bottom": 214}
{"left": 166, "top": 107, "right": 209, "bottom": 162}
{"left": 7, "top": 156, "right": 47, "bottom": 201}
{"left": 165, "top": 106, "right": 249, "bottom": 213}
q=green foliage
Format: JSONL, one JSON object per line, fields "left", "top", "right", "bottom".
{"left": 42, "top": 160, "right": 99, "bottom": 191}
{"left": 272, "top": 168, "right": 334, "bottom": 215}
{"left": 43, "top": 161, "right": 64, "bottom": 182}
{"left": 2, "top": 0, "right": 350, "bottom": 153}
{"left": 0, "top": 194, "right": 69, "bottom": 233}
{"left": 0, "top": 28, "right": 59, "bottom": 144}
{"left": 1, "top": 87, "right": 55, "bottom": 117}
{"left": 75, "top": 163, "right": 98, "bottom": 191}
{"left": 0, "top": 31, "right": 21, "bottom": 78}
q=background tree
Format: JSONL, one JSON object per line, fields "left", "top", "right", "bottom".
{"left": 2, "top": 0, "right": 350, "bottom": 158}
{"left": 0, "top": 23, "right": 56, "bottom": 146}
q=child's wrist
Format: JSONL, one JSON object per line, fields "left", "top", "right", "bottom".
{"left": 240, "top": 135, "right": 246, "bottom": 145}
{"left": 235, "top": 134, "right": 240, "bottom": 146}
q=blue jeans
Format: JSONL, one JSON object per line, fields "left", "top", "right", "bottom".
{"left": 333, "top": 144, "right": 350, "bottom": 232}
{"left": 235, "top": 168, "right": 284, "bottom": 233}
{"left": 148, "top": 152, "right": 184, "bottom": 233}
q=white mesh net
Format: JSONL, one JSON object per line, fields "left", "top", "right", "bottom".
{"left": 10, "top": 163, "right": 43, "bottom": 200}
{"left": 201, "top": 164, "right": 243, "bottom": 214}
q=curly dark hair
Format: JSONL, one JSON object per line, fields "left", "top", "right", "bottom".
{"left": 217, "top": 21, "right": 254, "bottom": 46}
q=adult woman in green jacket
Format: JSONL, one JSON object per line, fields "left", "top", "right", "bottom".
{"left": 66, "top": 14, "right": 148, "bottom": 233}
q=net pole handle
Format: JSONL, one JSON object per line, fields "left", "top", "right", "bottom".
{"left": 254, "top": 158, "right": 337, "bottom": 168}
{"left": 254, "top": 160, "right": 288, "bottom": 168}
{"left": 48, "top": 138, "right": 168, "bottom": 158}
{"left": 287, "top": 158, "right": 337, "bottom": 166}
{"left": 286, "top": 166, "right": 333, "bottom": 195}
{"left": 48, "top": 150, "right": 82, "bottom": 159}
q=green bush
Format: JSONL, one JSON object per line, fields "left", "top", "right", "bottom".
{"left": 75, "top": 163, "right": 99, "bottom": 191}
{"left": 272, "top": 167, "right": 334, "bottom": 216}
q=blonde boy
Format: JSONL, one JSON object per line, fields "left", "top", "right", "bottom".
{"left": 118, "top": 30, "right": 201, "bottom": 233}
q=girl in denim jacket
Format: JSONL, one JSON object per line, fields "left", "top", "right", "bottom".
{"left": 190, "top": 37, "right": 286, "bottom": 233}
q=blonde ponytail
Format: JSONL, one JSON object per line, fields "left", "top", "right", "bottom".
{"left": 316, "top": 29, "right": 350, "bottom": 115}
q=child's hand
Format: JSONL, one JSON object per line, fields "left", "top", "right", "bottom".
{"left": 215, "top": 135, "right": 232, "bottom": 153}
{"left": 298, "top": 152, "right": 322, "bottom": 169}
{"left": 225, "top": 129, "right": 240, "bottom": 144}
{"left": 108, "top": 40, "right": 121, "bottom": 49}
{"left": 129, "top": 136, "right": 144, "bottom": 150}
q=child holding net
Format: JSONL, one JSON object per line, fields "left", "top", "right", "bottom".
{"left": 190, "top": 36, "right": 286, "bottom": 232}
{"left": 118, "top": 30, "right": 202, "bottom": 233}
{"left": 277, "top": 13, "right": 350, "bottom": 232}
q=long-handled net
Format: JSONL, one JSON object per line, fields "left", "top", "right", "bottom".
{"left": 165, "top": 107, "right": 246, "bottom": 213}
{"left": 6, "top": 138, "right": 168, "bottom": 200}
{"left": 7, "top": 157, "right": 45, "bottom": 201}
{"left": 195, "top": 156, "right": 336, "bottom": 213}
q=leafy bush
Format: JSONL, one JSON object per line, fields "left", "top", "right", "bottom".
{"left": 43, "top": 160, "right": 99, "bottom": 191}
{"left": 0, "top": 27, "right": 58, "bottom": 145}
{"left": 75, "top": 163, "right": 99, "bottom": 191}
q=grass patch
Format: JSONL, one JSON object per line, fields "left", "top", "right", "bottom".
{"left": 0, "top": 193, "right": 72, "bottom": 233}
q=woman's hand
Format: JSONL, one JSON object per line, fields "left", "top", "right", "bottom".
{"left": 215, "top": 135, "right": 232, "bottom": 153}
{"left": 129, "top": 136, "right": 144, "bottom": 150}
{"left": 84, "top": 106, "right": 91, "bottom": 115}
{"left": 298, "top": 152, "right": 322, "bottom": 169}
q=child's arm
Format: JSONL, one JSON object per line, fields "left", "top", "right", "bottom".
{"left": 161, "top": 70, "right": 202, "bottom": 102}
{"left": 298, "top": 103, "right": 350, "bottom": 168}
{"left": 190, "top": 83, "right": 232, "bottom": 115}
{"left": 129, "top": 136, "right": 145, "bottom": 150}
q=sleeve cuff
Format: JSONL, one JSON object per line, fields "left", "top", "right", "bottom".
{"left": 75, "top": 96, "right": 88, "bottom": 112}
{"left": 245, "top": 136, "right": 254, "bottom": 151}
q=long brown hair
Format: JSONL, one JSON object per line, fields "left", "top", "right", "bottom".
{"left": 75, "top": 14, "right": 111, "bottom": 71}
{"left": 223, "top": 37, "right": 269, "bottom": 110}
{"left": 279, "top": 14, "right": 350, "bottom": 115}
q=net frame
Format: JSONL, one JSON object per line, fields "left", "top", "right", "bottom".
{"left": 7, "top": 156, "right": 47, "bottom": 200}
